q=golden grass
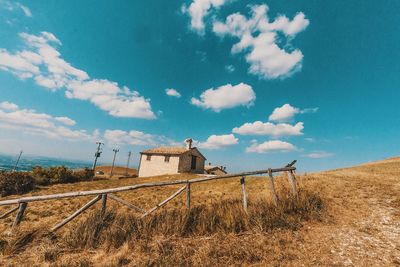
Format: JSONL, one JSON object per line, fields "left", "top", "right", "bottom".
{"left": 0, "top": 158, "right": 399, "bottom": 266}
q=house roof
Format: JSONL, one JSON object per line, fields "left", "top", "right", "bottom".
{"left": 204, "top": 165, "right": 227, "bottom": 173}
{"left": 141, "top": 146, "right": 188, "bottom": 155}
{"left": 140, "top": 146, "right": 207, "bottom": 159}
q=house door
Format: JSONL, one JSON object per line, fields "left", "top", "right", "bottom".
{"left": 191, "top": 156, "right": 197, "bottom": 170}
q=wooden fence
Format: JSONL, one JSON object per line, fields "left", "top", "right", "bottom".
{"left": 0, "top": 160, "right": 298, "bottom": 233}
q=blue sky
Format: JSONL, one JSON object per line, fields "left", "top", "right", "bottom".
{"left": 0, "top": 0, "right": 399, "bottom": 172}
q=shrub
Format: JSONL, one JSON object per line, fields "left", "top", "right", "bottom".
{"left": 31, "top": 166, "right": 51, "bottom": 186}
{"left": 0, "top": 172, "right": 35, "bottom": 197}
{"left": 73, "top": 168, "right": 94, "bottom": 181}
{"left": 32, "top": 166, "right": 94, "bottom": 185}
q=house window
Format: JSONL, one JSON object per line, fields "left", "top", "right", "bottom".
{"left": 164, "top": 155, "right": 170, "bottom": 162}
{"left": 146, "top": 155, "right": 151, "bottom": 161}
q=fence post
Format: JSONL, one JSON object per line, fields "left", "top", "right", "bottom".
{"left": 240, "top": 176, "right": 248, "bottom": 213}
{"left": 12, "top": 202, "right": 27, "bottom": 230}
{"left": 101, "top": 194, "right": 107, "bottom": 215}
{"left": 268, "top": 169, "right": 278, "bottom": 205}
{"left": 186, "top": 181, "right": 191, "bottom": 209}
{"left": 287, "top": 170, "right": 298, "bottom": 196}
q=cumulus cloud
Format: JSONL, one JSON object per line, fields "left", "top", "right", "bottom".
{"left": 213, "top": 5, "right": 309, "bottom": 79}
{"left": 269, "top": 104, "right": 318, "bottom": 122}
{"left": 246, "top": 140, "right": 295, "bottom": 153}
{"left": 104, "top": 129, "right": 179, "bottom": 147}
{"left": 303, "top": 151, "right": 334, "bottom": 158}
{"left": 183, "top": 0, "right": 229, "bottom": 33}
{"left": 191, "top": 82, "right": 255, "bottom": 112}
{"left": 196, "top": 134, "right": 238, "bottom": 149}
{"left": 233, "top": 121, "right": 303, "bottom": 137}
{"left": 0, "top": 101, "right": 94, "bottom": 140}
{"left": 165, "top": 88, "right": 182, "bottom": 98}
{"left": 0, "top": 32, "right": 155, "bottom": 119}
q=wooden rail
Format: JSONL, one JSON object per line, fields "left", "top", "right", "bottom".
{"left": 0, "top": 160, "right": 298, "bottom": 232}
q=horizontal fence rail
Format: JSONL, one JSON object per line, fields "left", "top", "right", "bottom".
{"left": 0, "top": 160, "right": 297, "bottom": 232}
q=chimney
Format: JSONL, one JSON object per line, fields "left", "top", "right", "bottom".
{"left": 185, "top": 138, "right": 193, "bottom": 150}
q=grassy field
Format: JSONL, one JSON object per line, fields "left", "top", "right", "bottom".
{"left": 0, "top": 158, "right": 399, "bottom": 266}
{"left": 94, "top": 166, "right": 137, "bottom": 178}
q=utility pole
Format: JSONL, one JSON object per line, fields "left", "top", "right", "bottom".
{"left": 92, "top": 142, "right": 104, "bottom": 171}
{"left": 12, "top": 150, "right": 23, "bottom": 172}
{"left": 110, "top": 148, "right": 119, "bottom": 178}
{"left": 125, "top": 151, "right": 132, "bottom": 176}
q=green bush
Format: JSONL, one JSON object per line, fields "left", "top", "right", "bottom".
{"left": 73, "top": 168, "right": 94, "bottom": 181}
{"left": 1, "top": 166, "right": 94, "bottom": 197}
{"left": 32, "top": 166, "right": 93, "bottom": 185}
{"left": 31, "top": 166, "right": 51, "bottom": 185}
{"left": 0, "top": 172, "right": 35, "bottom": 197}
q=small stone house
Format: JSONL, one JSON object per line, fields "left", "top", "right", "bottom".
{"left": 138, "top": 139, "right": 206, "bottom": 177}
{"left": 204, "top": 164, "right": 227, "bottom": 176}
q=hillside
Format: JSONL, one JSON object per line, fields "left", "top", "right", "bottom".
{"left": 0, "top": 158, "right": 399, "bottom": 266}
{"left": 95, "top": 166, "right": 138, "bottom": 178}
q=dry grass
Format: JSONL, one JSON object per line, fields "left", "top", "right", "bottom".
{"left": 95, "top": 166, "right": 137, "bottom": 178}
{"left": 0, "top": 158, "right": 399, "bottom": 266}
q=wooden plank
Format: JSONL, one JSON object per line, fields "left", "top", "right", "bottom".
{"left": 287, "top": 170, "right": 298, "bottom": 196}
{"left": 108, "top": 194, "right": 145, "bottom": 213}
{"left": 0, "top": 163, "right": 296, "bottom": 207}
{"left": 268, "top": 169, "right": 278, "bottom": 205}
{"left": 186, "top": 182, "right": 191, "bottom": 209}
{"left": 240, "top": 177, "right": 248, "bottom": 213}
{"left": 0, "top": 205, "right": 19, "bottom": 220}
{"left": 12, "top": 202, "right": 27, "bottom": 229}
{"left": 141, "top": 185, "right": 186, "bottom": 218}
{"left": 51, "top": 195, "right": 101, "bottom": 232}
{"left": 101, "top": 194, "right": 107, "bottom": 215}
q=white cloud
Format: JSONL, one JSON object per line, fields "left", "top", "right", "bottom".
{"left": 191, "top": 82, "right": 255, "bottom": 112}
{"left": 246, "top": 140, "right": 295, "bottom": 153}
{"left": 66, "top": 79, "right": 154, "bottom": 119}
{"left": 269, "top": 104, "right": 319, "bottom": 122}
{"left": 55, "top": 116, "right": 76, "bottom": 126}
{"left": 165, "top": 88, "right": 182, "bottom": 98}
{"left": 233, "top": 121, "right": 303, "bottom": 137}
{"left": 104, "top": 129, "right": 179, "bottom": 147}
{"left": 196, "top": 134, "right": 238, "bottom": 149}
{"left": 1, "top": 1, "right": 32, "bottom": 17}
{"left": 183, "top": 0, "right": 229, "bottom": 33}
{"left": 0, "top": 101, "right": 18, "bottom": 111}
{"left": 303, "top": 151, "right": 334, "bottom": 158}
{"left": 212, "top": 5, "right": 309, "bottom": 79}
{"left": 16, "top": 2, "right": 32, "bottom": 17}
{"left": 0, "top": 101, "right": 94, "bottom": 141}
{"left": 225, "top": 64, "right": 235, "bottom": 73}
{"left": 0, "top": 32, "right": 155, "bottom": 119}
{"left": 269, "top": 104, "right": 299, "bottom": 122}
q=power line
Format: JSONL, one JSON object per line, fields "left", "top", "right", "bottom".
{"left": 125, "top": 151, "right": 132, "bottom": 176}
{"left": 12, "top": 150, "right": 23, "bottom": 172}
{"left": 110, "top": 148, "right": 119, "bottom": 178}
{"left": 92, "top": 141, "right": 104, "bottom": 171}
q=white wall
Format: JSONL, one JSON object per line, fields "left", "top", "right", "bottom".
{"left": 138, "top": 154, "right": 180, "bottom": 177}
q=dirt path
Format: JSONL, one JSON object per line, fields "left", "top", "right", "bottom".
{"left": 309, "top": 165, "right": 400, "bottom": 266}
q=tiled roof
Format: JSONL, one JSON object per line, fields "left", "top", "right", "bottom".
{"left": 141, "top": 146, "right": 188, "bottom": 155}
